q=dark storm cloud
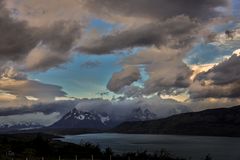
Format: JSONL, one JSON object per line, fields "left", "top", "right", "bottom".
{"left": 0, "top": 0, "right": 82, "bottom": 71}
{"left": 190, "top": 81, "right": 240, "bottom": 99}
{"left": 24, "top": 21, "right": 81, "bottom": 71}
{"left": 107, "top": 66, "right": 141, "bottom": 92}
{"left": 197, "top": 54, "right": 240, "bottom": 85}
{"left": 78, "top": 0, "right": 230, "bottom": 54}
{"left": 190, "top": 54, "right": 240, "bottom": 99}
{"left": 78, "top": 16, "right": 199, "bottom": 54}
{"left": 82, "top": 0, "right": 229, "bottom": 20}
{"left": 41, "top": 21, "right": 81, "bottom": 53}
{"left": 77, "top": 0, "right": 231, "bottom": 97}
{"left": 0, "top": 0, "right": 38, "bottom": 62}
{"left": 0, "top": 0, "right": 237, "bottom": 111}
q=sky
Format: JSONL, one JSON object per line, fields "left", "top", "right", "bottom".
{"left": 0, "top": 0, "right": 240, "bottom": 126}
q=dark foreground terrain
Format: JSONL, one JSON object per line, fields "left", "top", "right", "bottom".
{"left": 113, "top": 105, "right": 240, "bottom": 137}
{"left": 0, "top": 133, "right": 213, "bottom": 160}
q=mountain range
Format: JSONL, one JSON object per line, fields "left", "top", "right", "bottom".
{"left": 49, "top": 107, "right": 157, "bottom": 129}
{"left": 0, "top": 107, "right": 158, "bottom": 132}
{"left": 1, "top": 105, "right": 240, "bottom": 137}
{"left": 49, "top": 108, "right": 115, "bottom": 129}
{"left": 113, "top": 105, "right": 240, "bottom": 137}
{"left": 127, "top": 107, "right": 157, "bottom": 121}
{"left": 0, "top": 122, "right": 43, "bottom": 132}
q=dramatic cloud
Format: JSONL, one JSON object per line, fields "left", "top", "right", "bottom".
{"left": 213, "top": 28, "right": 240, "bottom": 43}
{"left": 107, "top": 66, "right": 140, "bottom": 92}
{"left": 76, "top": 0, "right": 234, "bottom": 102}
{"left": 0, "top": 65, "right": 27, "bottom": 80}
{"left": 190, "top": 81, "right": 240, "bottom": 99}
{"left": 0, "top": 0, "right": 38, "bottom": 63}
{"left": 5, "top": 0, "right": 89, "bottom": 27}
{"left": 82, "top": 0, "right": 230, "bottom": 21}
{"left": 24, "top": 21, "right": 81, "bottom": 71}
{"left": 197, "top": 54, "right": 240, "bottom": 85}
{"left": 190, "top": 51, "right": 240, "bottom": 99}
{"left": 0, "top": 79, "right": 66, "bottom": 102}
{"left": 7, "top": 0, "right": 229, "bottom": 27}
{"left": 0, "top": 112, "right": 61, "bottom": 126}
{"left": 0, "top": 0, "right": 238, "bottom": 123}
{"left": 0, "top": 0, "right": 82, "bottom": 72}
{"left": 79, "top": 16, "right": 199, "bottom": 54}
{"left": 122, "top": 47, "right": 192, "bottom": 96}
{"left": 0, "top": 67, "right": 67, "bottom": 104}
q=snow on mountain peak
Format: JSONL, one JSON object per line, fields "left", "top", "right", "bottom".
{"left": 0, "top": 121, "right": 43, "bottom": 131}
{"left": 63, "top": 108, "right": 111, "bottom": 124}
{"left": 129, "top": 107, "right": 157, "bottom": 121}
{"left": 98, "top": 114, "right": 110, "bottom": 124}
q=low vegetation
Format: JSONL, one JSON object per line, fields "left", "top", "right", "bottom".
{"left": 0, "top": 133, "right": 212, "bottom": 160}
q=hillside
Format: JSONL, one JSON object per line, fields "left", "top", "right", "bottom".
{"left": 113, "top": 105, "right": 240, "bottom": 137}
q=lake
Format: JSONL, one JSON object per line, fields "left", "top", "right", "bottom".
{"left": 58, "top": 133, "right": 240, "bottom": 160}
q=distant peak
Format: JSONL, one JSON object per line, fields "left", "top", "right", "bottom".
{"left": 144, "top": 108, "right": 151, "bottom": 113}
{"left": 132, "top": 107, "right": 143, "bottom": 112}
{"left": 71, "top": 108, "right": 78, "bottom": 112}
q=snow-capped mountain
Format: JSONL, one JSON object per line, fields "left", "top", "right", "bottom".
{"left": 128, "top": 107, "right": 157, "bottom": 121}
{"left": 49, "top": 108, "right": 117, "bottom": 129}
{"left": 50, "top": 107, "right": 158, "bottom": 129}
{"left": 0, "top": 122, "right": 43, "bottom": 132}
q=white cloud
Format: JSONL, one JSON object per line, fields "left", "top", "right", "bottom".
{"left": 0, "top": 112, "right": 61, "bottom": 126}
{"left": 25, "top": 96, "right": 39, "bottom": 101}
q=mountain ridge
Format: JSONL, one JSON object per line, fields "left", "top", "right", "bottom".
{"left": 49, "top": 107, "right": 158, "bottom": 129}
{"left": 0, "top": 122, "right": 43, "bottom": 132}
{"left": 49, "top": 108, "right": 115, "bottom": 129}
{"left": 113, "top": 105, "right": 240, "bottom": 137}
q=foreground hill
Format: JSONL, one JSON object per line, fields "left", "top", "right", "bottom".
{"left": 113, "top": 105, "right": 240, "bottom": 137}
